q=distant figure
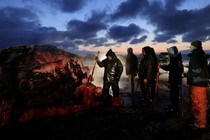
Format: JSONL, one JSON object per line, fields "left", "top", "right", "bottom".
{"left": 95, "top": 49, "right": 123, "bottom": 102}
{"left": 150, "top": 47, "right": 159, "bottom": 101}
{"left": 126, "top": 48, "right": 138, "bottom": 96}
{"left": 160, "top": 46, "right": 184, "bottom": 116}
{"left": 138, "top": 46, "right": 154, "bottom": 105}
{"left": 186, "top": 40, "right": 209, "bottom": 129}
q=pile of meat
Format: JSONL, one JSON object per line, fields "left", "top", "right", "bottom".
{"left": 0, "top": 45, "right": 123, "bottom": 128}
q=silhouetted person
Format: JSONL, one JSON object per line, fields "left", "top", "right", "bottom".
{"left": 160, "top": 46, "right": 183, "bottom": 116}
{"left": 126, "top": 48, "right": 138, "bottom": 96}
{"left": 138, "top": 46, "right": 154, "bottom": 105}
{"left": 186, "top": 40, "right": 209, "bottom": 129}
{"left": 95, "top": 49, "right": 123, "bottom": 102}
{"left": 150, "top": 47, "right": 159, "bottom": 101}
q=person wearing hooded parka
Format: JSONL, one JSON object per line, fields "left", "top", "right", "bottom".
{"left": 150, "top": 47, "right": 159, "bottom": 101}
{"left": 186, "top": 40, "right": 209, "bottom": 129}
{"left": 96, "top": 49, "right": 123, "bottom": 102}
{"left": 160, "top": 46, "right": 184, "bottom": 116}
{"left": 138, "top": 46, "right": 154, "bottom": 105}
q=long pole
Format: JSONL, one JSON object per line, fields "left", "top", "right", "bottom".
{"left": 89, "top": 51, "right": 100, "bottom": 83}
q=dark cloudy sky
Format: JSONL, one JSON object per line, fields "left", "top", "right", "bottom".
{"left": 0, "top": 0, "right": 210, "bottom": 54}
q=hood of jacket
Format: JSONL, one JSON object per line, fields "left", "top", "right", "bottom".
{"left": 106, "top": 49, "right": 116, "bottom": 59}
{"left": 142, "top": 46, "right": 151, "bottom": 56}
{"left": 167, "top": 46, "right": 178, "bottom": 57}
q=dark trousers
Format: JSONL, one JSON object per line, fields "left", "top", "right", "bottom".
{"left": 140, "top": 80, "right": 152, "bottom": 101}
{"left": 170, "top": 84, "right": 180, "bottom": 112}
{"left": 128, "top": 74, "right": 136, "bottom": 94}
{"left": 102, "top": 81, "right": 119, "bottom": 101}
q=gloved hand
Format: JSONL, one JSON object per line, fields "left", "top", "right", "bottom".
{"left": 95, "top": 56, "right": 99, "bottom": 61}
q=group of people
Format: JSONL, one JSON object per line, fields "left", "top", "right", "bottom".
{"left": 95, "top": 40, "right": 209, "bottom": 130}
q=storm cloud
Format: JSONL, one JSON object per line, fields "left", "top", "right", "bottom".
{"left": 41, "top": 0, "right": 88, "bottom": 13}
{"left": 108, "top": 24, "right": 146, "bottom": 43}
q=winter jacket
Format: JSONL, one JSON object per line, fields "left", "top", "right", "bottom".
{"left": 161, "top": 50, "right": 183, "bottom": 85}
{"left": 126, "top": 52, "right": 138, "bottom": 75}
{"left": 97, "top": 50, "right": 123, "bottom": 82}
{"left": 150, "top": 47, "right": 159, "bottom": 79}
{"left": 187, "top": 49, "right": 209, "bottom": 87}
{"left": 138, "top": 47, "right": 154, "bottom": 84}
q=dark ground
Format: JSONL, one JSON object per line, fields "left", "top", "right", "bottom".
{"left": 1, "top": 79, "right": 210, "bottom": 140}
